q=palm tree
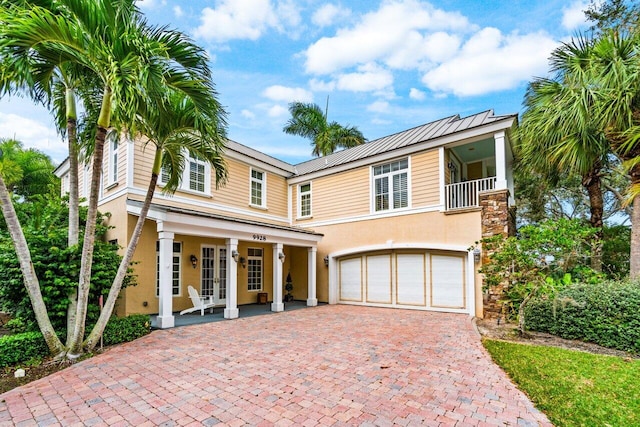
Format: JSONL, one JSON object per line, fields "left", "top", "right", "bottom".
{"left": 85, "top": 90, "right": 227, "bottom": 350}
{"left": 283, "top": 101, "right": 366, "bottom": 157}
{"left": 0, "top": 0, "right": 225, "bottom": 356}
{"left": 518, "top": 34, "right": 610, "bottom": 272}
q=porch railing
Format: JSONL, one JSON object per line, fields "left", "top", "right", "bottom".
{"left": 445, "top": 177, "right": 496, "bottom": 210}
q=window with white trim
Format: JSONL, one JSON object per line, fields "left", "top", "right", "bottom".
{"left": 156, "top": 241, "right": 182, "bottom": 296}
{"left": 298, "top": 182, "right": 312, "bottom": 218}
{"left": 158, "top": 152, "right": 210, "bottom": 195}
{"left": 109, "top": 137, "right": 119, "bottom": 184}
{"left": 250, "top": 169, "right": 265, "bottom": 207}
{"left": 373, "top": 158, "right": 409, "bottom": 212}
{"left": 247, "top": 248, "right": 263, "bottom": 291}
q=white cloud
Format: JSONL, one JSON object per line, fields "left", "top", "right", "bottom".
{"left": 241, "top": 109, "right": 256, "bottom": 119}
{"left": 136, "top": 0, "right": 166, "bottom": 9}
{"left": 268, "top": 104, "right": 289, "bottom": 118}
{"left": 562, "top": 0, "right": 589, "bottom": 30}
{"left": 262, "top": 85, "right": 313, "bottom": 103}
{"left": 309, "top": 78, "right": 336, "bottom": 92}
{"left": 303, "top": 0, "right": 473, "bottom": 74}
{"left": 312, "top": 4, "right": 351, "bottom": 27}
{"left": 367, "top": 101, "right": 390, "bottom": 113}
{"left": 422, "top": 28, "right": 558, "bottom": 96}
{"left": 173, "top": 5, "right": 184, "bottom": 18}
{"left": 0, "top": 112, "right": 66, "bottom": 163}
{"left": 336, "top": 64, "right": 393, "bottom": 92}
{"left": 409, "top": 88, "right": 426, "bottom": 100}
{"left": 194, "top": 0, "right": 282, "bottom": 42}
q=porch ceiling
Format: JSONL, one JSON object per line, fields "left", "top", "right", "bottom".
{"left": 450, "top": 137, "right": 494, "bottom": 163}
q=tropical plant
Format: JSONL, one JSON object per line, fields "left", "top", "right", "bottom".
{"left": 0, "top": 139, "right": 59, "bottom": 200}
{"left": 283, "top": 101, "right": 366, "bottom": 157}
{"left": 0, "top": 0, "right": 227, "bottom": 358}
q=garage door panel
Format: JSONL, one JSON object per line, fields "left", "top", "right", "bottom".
{"left": 339, "top": 257, "right": 363, "bottom": 302}
{"left": 430, "top": 254, "right": 465, "bottom": 308}
{"left": 366, "top": 254, "right": 392, "bottom": 304}
{"left": 396, "top": 254, "right": 427, "bottom": 306}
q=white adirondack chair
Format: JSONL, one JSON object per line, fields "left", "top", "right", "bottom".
{"left": 179, "top": 285, "right": 215, "bottom": 316}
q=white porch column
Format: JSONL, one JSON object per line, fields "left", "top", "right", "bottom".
{"left": 157, "top": 230, "right": 175, "bottom": 329}
{"left": 494, "top": 131, "right": 508, "bottom": 190}
{"left": 225, "top": 238, "right": 239, "bottom": 319}
{"left": 307, "top": 247, "right": 318, "bottom": 306}
{"left": 271, "top": 243, "right": 285, "bottom": 312}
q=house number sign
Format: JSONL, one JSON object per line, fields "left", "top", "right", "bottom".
{"left": 252, "top": 234, "right": 267, "bottom": 241}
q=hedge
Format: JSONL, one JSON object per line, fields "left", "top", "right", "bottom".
{"left": 525, "top": 280, "right": 640, "bottom": 354}
{"left": 0, "top": 314, "right": 151, "bottom": 368}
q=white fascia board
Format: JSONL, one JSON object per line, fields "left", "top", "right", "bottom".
{"left": 327, "top": 242, "right": 470, "bottom": 259}
{"left": 287, "top": 117, "right": 516, "bottom": 185}
{"left": 53, "top": 157, "right": 70, "bottom": 178}
{"left": 224, "top": 148, "right": 294, "bottom": 177}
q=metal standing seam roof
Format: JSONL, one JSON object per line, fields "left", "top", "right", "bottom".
{"left": 291, "top": 109, "right": 517, "bottom": 177}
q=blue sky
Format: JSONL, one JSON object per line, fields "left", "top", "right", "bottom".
{"left": 0, "top": 0, "right": 593, "bottom": 165}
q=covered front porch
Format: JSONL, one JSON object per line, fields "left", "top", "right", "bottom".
{"left": 128, "top": 201, "right": 323, "bottom": 329}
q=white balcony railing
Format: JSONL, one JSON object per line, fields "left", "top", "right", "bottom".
{"left": 445, "top": 177, "right": 496, "bottom": 210}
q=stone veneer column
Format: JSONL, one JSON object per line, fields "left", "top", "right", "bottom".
{"left": 479, "top": 189, "right": 513, "bottom": 319}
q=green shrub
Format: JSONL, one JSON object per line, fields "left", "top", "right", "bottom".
{"left": 0, "top": 331, "right": 49, "bottom": 368}
{"left": 102, "top": 314, "right": 151, "bottom": 346}
{"left": 525, "top": 280, "right": 640, "bottom": 353}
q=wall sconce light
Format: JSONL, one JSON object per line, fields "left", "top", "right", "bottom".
{"left": 232, "top": 249, "right": 239, "bottom": 263}
{"left": 473, "top": 248, "right": 481, "bottom": 263}
{"left": 239, "top": 257, "right": 246, "bottom": 268}
{"left": 278, "top": 252, "right": 286, "bottom": 263}
{"left": 190, "top": 254, "right": 198, "bottom": 269}
{"left": 447, "top": 161, "right": 455, "bottom": 170}
{"left": 324, "top": 255, "right": 329, "bottom": 267}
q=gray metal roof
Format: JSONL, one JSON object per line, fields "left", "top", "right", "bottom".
{"left": 292, "top": 110, "right": 516, "bottom": 176}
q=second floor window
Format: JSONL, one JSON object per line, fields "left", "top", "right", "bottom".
{"left": 373, "top": 158, "right": 408, "bottom": 212}
{"left": 299, "top": 183, "right": 311, "bottom": 218}
{"left": 189, "top": 156, "right": 206, "bottom": 192}
{"left": 110, "top": 138, "right": 118, "bottom": 184}
{"left": 159, "top": 152, "right": 210, "bottom": 195}
{"left": 250, "top": 169, "right": 265, "bottom": 207}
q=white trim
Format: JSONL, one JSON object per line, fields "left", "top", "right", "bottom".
{"left": 223, "top": 146, "right": 293, "bottom": 176}
{"left": 288, "top": 118, "right": 515, "bottom": 184}
{"left": 297, "top": 182, "right": 312, "bottom": 219}
{"left": 126, "top": 138, "right": 134, "bottom": 189}
{"left": 287, "top": 184, "right": 293, "bottom": 226}
{"left": 296, "top": 204, "right": 444, "bottom": 229}
{"left": 249, "top": 167, "right": 267, "bottom": 209}
{"left": 438, "top": 147, "right": 445, "bottom": 211}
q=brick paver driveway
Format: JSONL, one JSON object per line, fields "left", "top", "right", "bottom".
{"left": 0, "top": 305, "right": 551, "bottom": 426}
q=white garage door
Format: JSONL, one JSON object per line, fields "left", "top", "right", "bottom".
{"left": 338, "top": 251, "right": 466, "bottom": 312}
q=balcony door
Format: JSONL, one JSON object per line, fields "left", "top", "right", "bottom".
{"left": 201, "top": 245, "right": 227, "bottom": 305}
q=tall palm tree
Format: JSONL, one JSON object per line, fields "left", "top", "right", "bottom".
{"left": 0, "top": 0, "right": 225, "bottom": 356}
{"left": 283, "top": 101, "right": 366, "bottom": 157}
{"left": 85, "top": 90, "right": 227, "bottom": 350}
{"left": 518, "top": 34, "right": 610, "bottom": 272}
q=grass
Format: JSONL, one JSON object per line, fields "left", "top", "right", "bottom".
{"left": 483, "top": 339, "right": 640, "bottom": 427}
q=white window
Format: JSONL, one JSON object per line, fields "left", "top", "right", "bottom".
{"left": 156, "top": 241, "right": 182, "bottom": 296}
{"left": 250, "top": 168, "right": 266, "bottom": 207}
{"left": 158, "top": 152, "right": 210, "bottom": 195}
{"left": 247, "top": 248, "right": 263, "bottom": 291}
{"left": 298, "top": 183, "right": 312, "bottom": 218}
{"left": 373, "top": 158, "right": 409, "bottom": 212}
{"left": 109, "top": 137, "right": 119, "bottom": 184}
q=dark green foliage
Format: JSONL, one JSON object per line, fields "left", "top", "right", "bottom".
{"left": 525, "top": 280, "right": 640, "bottom": 353}
{"left": 101, "top": 314, "right": 150, "bottom": 346}
{"left": 0, "top": 195, "right": 134, "bottom": 332}
{"left": 602, "top": 225, "right": 631, "bottom": 279}
{"left": 0, "top": 331, "right": 49, "bottom": 368}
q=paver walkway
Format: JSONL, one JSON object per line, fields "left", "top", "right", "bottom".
{"left": 0, "top": 305, "right": 551, "bottom": 426}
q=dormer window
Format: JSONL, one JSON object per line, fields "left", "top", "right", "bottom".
{"left": 250, "top": 168, "right": 266, "bottom": 208}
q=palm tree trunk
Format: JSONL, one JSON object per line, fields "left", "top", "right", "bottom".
{"left": 84, "top": 150, "right": 161, "bottom": 351}
{"left": 69, "top": 88, "right": 111, "bottom": 356}
{"left": 66, "top": 87, "right": 79, "bottom": 345}
{"left": 0, "top": 174, "right": 64, "bottom": 355}
{"left": 583, "top": 167, "right": 603, "bottom": 272}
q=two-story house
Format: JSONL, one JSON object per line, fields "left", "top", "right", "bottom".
{"left": 55, "top": 109, "right": 516, "bottom": 328}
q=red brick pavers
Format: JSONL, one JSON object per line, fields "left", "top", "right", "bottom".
{"left": 0, "top": 305, "right": 551, "bottom": 426}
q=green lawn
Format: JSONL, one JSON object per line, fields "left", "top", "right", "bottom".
{"left": 483, "top": 339, "right": 640, "bottom": 427}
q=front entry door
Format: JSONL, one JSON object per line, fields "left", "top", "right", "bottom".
{"left": 201, "top": 246, "right": 227, "bottom": 305}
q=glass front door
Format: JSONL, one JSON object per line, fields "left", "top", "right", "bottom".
{"left": 201, "top": 246, "right": 227, "bottom": 305}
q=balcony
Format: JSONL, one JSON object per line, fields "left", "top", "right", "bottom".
{"left": 445, "top": 177, "right": 496, "bottom": 210}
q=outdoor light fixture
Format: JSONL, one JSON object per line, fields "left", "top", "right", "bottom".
{"left": 324, "top": 255, "right": 329, "bottom": 267}
{"left": 190, "top": 254, "right": 198, "bottom": 269}
{"left": 473, "top": 248, "right": 481, "bottom": 263}
{"left": 239, "top": 257, "right": 246, "bottom": 268}
{"left": 232, "top": 249, "right": 240, "bottom": 263}
{"left": 278, "top": 252, "right": 285, "bottom": 263}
